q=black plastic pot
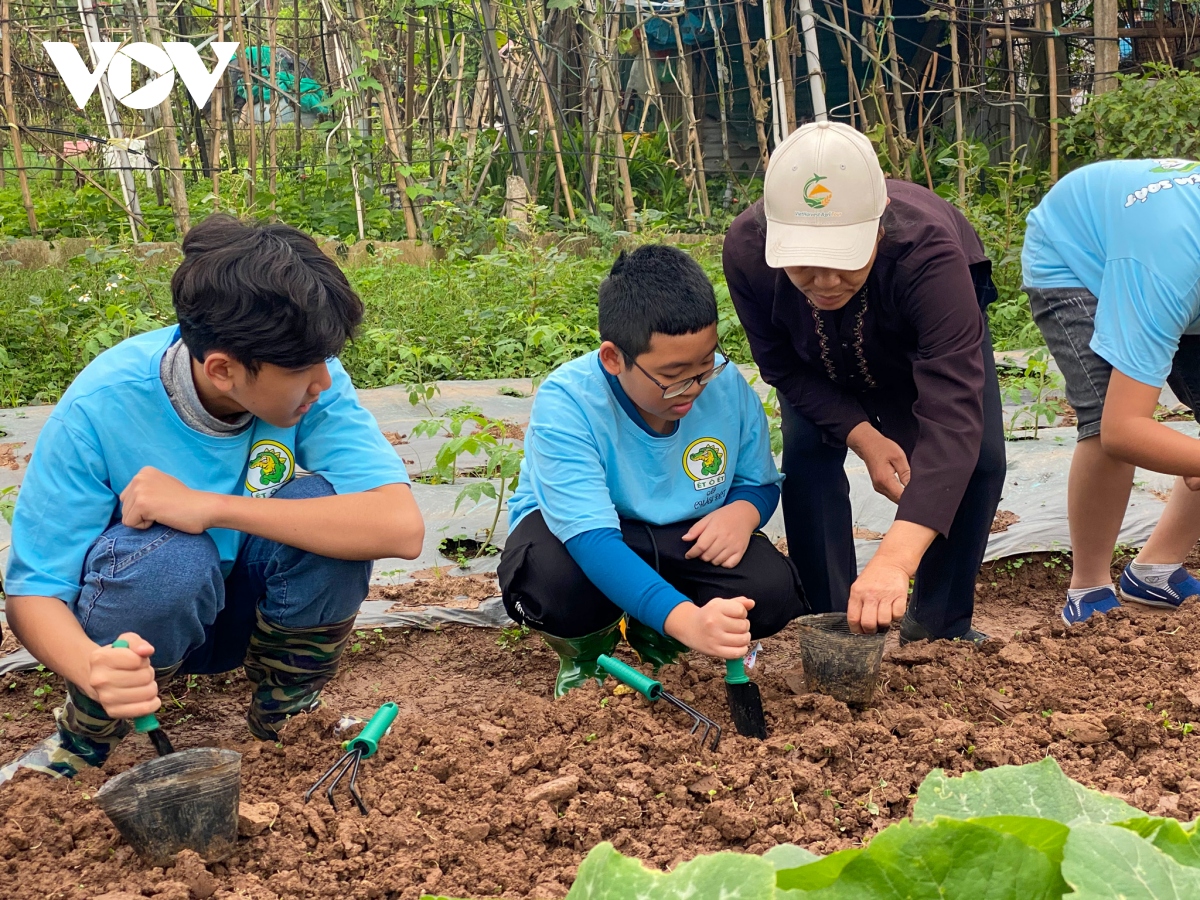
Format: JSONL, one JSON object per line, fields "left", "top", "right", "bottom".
{"left": 95, "top": 747, "right": 242, "bottom": 866}
{"left": 797, "top": 613, "right": 888, "bottom": 707}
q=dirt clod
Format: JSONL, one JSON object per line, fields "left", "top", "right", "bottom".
{"left": 1051, "top": 713, "right": 1110, "bottom": 745}
{"left": 998, "top": 643, "right": 1034, "bottom": 665}
{"left": 170, "top": 850, "right": 217, "bottom": 899}
{"left": 237, "top": 801, "right": 279, "bottom": 837}
{"left": 991, "top": 510, "right": 1021, "bottom": 534}
{"left": 524, "top": 774, "right": 580, "bottom": 804}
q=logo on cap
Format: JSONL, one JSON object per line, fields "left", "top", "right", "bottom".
{"left": 803, "top": 174, "right": 832, "bottom": 209}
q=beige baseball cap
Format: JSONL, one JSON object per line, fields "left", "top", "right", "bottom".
{"left": 763, "top": 121, "right": 887, "bottom": 270}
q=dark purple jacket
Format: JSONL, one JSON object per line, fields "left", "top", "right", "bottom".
{"left": 723, "top": 179, "right": 994, "bottom": 536}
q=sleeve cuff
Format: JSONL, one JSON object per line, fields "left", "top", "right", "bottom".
{"left": 724, "top": 483, "right": 780, "bottom": 528}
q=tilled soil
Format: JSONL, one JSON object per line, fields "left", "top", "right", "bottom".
{"left": 2, "top": 551, "right": 1200, "bottom": 899}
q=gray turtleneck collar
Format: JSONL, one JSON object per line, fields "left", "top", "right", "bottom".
{"left": 160, "top": 339, "right": 254, "bottom": 437}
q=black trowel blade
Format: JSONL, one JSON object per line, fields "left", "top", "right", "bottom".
{"left": 726, "top": 680, "right": 768, "bottom": 739}
{"left": 147, "top": 728, "right": 175, "bottom": 757}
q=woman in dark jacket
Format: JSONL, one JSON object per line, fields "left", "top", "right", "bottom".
{"left": 724, "top": 121, "right": 1005, "bottom": 640}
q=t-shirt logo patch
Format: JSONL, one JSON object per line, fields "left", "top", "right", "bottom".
{"left": 684, "top": 437, "right": 728, "bottom": 491}
{"left": 245, "top": 439, "right": 295, "bottom": 497}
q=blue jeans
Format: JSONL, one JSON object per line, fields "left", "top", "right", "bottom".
{"left": 70, "top": 475, "right": 372, "bottom": 673}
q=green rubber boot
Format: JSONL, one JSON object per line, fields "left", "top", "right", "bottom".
{"left": 244, "top": 610, "right": 358, "bottom": 740}
{"left": 537, "top": 620, "right": 622, "bottom": 698}
{"left": 623, "top": 616, "right": 689, "bottom": 671}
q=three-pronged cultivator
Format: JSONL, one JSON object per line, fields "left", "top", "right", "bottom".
{"left": 597, "top": 654, "right": 721, "bottom": 750}
{"left": 305, "top": 703, "right": 398, "bottom": 815}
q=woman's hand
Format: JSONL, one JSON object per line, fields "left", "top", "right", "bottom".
{"left": 847, "top": 423, "right": 910, "bottom": 503}
{"left": 847, "top": 521, "right": 937, "bottom": 633}
{"left": 848, "top": 560, "right": 910, "bottom": 633}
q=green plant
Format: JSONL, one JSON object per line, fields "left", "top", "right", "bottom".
{"left": 0, "top": 484, "right": 16, "bottom": 525}
{"left": 1060, "top": 64, "right": 1200, "bottom": 165}
{"left": 496, "top": 623, "right": 530, "bottom": 651}
{"left": 426, "top": 758, "right": 1200, "bottom": 899}
{"left": 453, "top": 425, "right": 525, "bottom": 556}
{"left": 411, "top": 406, "right": 491, "bottom": 484}
{"left": 760, "top": 385, "right": 783, "bottom": 455}
{"left": 1002, "top": 350, "right": 1065, "bottom": 439}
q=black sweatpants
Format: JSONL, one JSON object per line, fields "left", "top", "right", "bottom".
{"left": 779, "top": 325, "right": 1006, "bottom": 639}
{"left": 498, "top": 510, "right": 807, "bottom": 639}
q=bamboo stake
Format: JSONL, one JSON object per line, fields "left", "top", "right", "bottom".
{"left": 230, "top": 0, "right": 257, "bottom": 205}
{"left": 294, "top": 0, "right": 302, "bottom": 176}
{"left": 321, "top": 7, "right": 365, "bottom": 239}
{"left": 439, "top": 34, "right": 467, "bottom": 188}
{"left": 210, "top": 0, "right": 226, "bottom": 204}
{"left": 771, "top": 0, "right": 795, "bottom": 133}
{"left": 1, "top": 0, "right": 35, "bottom": 233}
{"left": 344, "top": 0, "right": 421, "bottom": 236}
{"left": 477, "top": 0, "right": 532, "bottom": 188}
{"left": 596, "top": 0, "right": 635, "bottom": 228}
{"left": 823, "top": 0, "right": 853, "bottom": 126}
{"left": 917, "top": 51, "right": 935, "bottom": 189}
{"left": 860, "top": 0, "right": 898, "bottom": 170}
{"left": 141, "top": 0, "right": 190, "bottom": 233}
{"left": 426, "top": 14, "right": 437, "bottom": 152}
{"left": 1044, "top": 0, "right": 1058, "bottom": 183}
{"left": 703, "top": 0, "right": 737, "bottom": 182}
{"left": 762, "top": 0, "right": 782, "bottom": 144}
{"left": 838, "top": 0, "right": 869, "bottom": 125}
{"left": 724, "top": 0, "right": 763, "bottom": 169}
{"left": 79, "top": 0, "right": 142, "bottom": 239}
{"left": 526, "top": 0, "right": 574, "bottom": 220}
{"left": 126, "top": 0, "right": 167, "bottom": 208}
{"left": 882, "top": 0, "right": 907, "bottom": 175}
{"left": 669, "top": 14, "right": 710, "bottom": 217}
{"left": 465, "top": 49, "right": 491, "bottom": 161}
{"left": 405, "top": 12, "right": 417, "bottom": 158}
{"left": 948, "top": 0, "right": 966, "bottom": 197}
{"left": 1002, "top": 4, "right": 1017, "bottom": 154}
{"left": 796, "top": 0, "right": 826, "bottom": 120}
{"left": 632, "top": 0, "right": 681, "bottom": 166}
{"left": 267, "top": 0, "right": 279, "bottom": 207}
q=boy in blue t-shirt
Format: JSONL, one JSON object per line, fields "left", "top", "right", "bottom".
{"left": 1, "top": 214, "right": 423, "bottom": 783}
{"left": 1023, "top": 158, "right": 1200, "bottom": 626}
{"left": 501, "top": 245, "right": 806, "bottom": 696}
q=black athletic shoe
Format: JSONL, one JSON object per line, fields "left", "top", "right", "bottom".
{"left": 898, "top": 613, "right": 990, "bottom": 646}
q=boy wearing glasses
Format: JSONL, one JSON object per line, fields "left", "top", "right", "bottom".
{"left": 499, "top": 245, "right": 805, "bottom": 696}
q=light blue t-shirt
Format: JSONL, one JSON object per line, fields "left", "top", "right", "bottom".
{"left": 1022, "top": 158, "right": 1200, "bottom": 386}
{"left": 508, "top": 351, "right": 783, "bottom": 541}
{"left": 5, "top": 326, "right": 410, "bottom": 602}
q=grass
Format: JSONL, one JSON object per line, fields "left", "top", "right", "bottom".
{"left": 0, "top": 230, "right": 1039, "bottom": 410}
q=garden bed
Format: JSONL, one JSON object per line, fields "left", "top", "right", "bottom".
{"left": 1, "top": 551, "right": 1198, "bottom": 899}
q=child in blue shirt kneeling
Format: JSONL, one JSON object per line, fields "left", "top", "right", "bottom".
{"left": 1, "top": 215, "right": 424, "bottom": 784}
{"left": 501, "top": 245, "right": 807, "bottom": 696}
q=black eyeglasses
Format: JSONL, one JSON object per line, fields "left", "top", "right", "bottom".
{"left": 619, "top": 345, "right": 731, "bottom": 399}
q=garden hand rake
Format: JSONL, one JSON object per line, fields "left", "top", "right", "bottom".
{"left": 305, "top": 702, "right": 398, "bottom": 815}
{"left": 597, "top": 654, "right": 721, "bottom": 750}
